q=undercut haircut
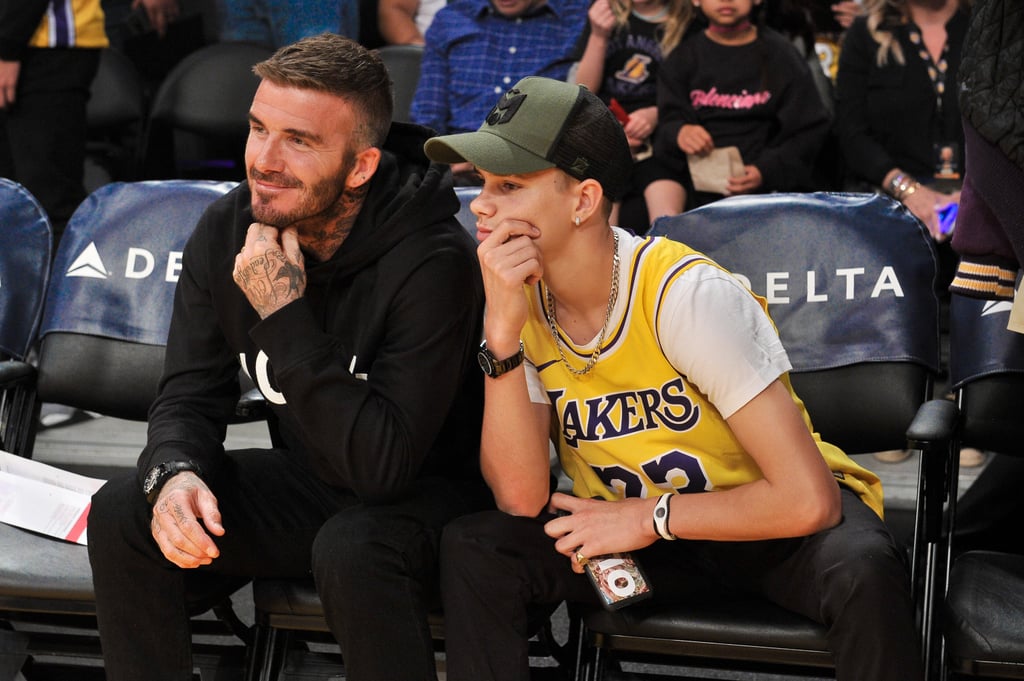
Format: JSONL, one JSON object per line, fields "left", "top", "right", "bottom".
{"left": 253, "top": 33, "right": 393, "bottom": 149}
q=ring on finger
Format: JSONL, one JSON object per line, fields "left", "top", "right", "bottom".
{"left": 575, "top": 550, "right": 586, "bottom": 565}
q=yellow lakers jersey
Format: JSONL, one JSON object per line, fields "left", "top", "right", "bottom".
{"left": 29, "top": 0, "right": 107, "bottom": 50}
{"left": 521, "top": 232, "right": 884, "bottom": 518}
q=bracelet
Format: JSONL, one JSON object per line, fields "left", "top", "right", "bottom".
{"left": 887, "top": 172, "right": 919, "bottom": 202}
{"left": 652, "top": 493, "right": 677, "bottom": 541}
{"left": 886, "top": 172, "right": 906, "bottom": 198}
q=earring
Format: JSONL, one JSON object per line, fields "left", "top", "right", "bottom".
{"left": 574, "top": 215, "right": 581, "bottom": 227}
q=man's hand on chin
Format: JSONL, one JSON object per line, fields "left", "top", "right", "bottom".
{"left": 233, "top": 223, "right": 307, "bottom": 318}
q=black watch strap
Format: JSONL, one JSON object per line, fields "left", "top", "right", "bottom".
{"left": 143, "top": 461, "right": 200, "bottom": 504}
{"left": 477, "top": 340, "right": 525, "bottom": 378}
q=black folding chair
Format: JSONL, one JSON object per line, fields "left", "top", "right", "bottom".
{"left": 86, "top": 48, "right": 146, "bottom": 184}
{"left": 938, "top": 294, "right": 1024, "bottom": 679}
{"left": 142, "top": 42, "right": 273, "bottom": 180}
{"left": 377, "top": 45, "right": 423, "bottom": 123}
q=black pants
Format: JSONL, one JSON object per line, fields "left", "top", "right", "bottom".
{"left": 87, "top": 448, "right": 490, "bottom": 681}
{"left": 953, "top": 453, "right": 1024, "bottom": 556}
{"left": 0, "top": 48, "right": 99, "bottom": 243}
{"left": 441, "top": 488, "right": 923, "bottom": 681}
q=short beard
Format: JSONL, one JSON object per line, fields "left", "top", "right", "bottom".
{"left": 248, "top": 154, "right": 368, "bottom": 260}
{"left": 250, "top": 172, "right": 345, "bottom": 228}
{"left": 248, "top": 146, "right": 359, "bottom": 227}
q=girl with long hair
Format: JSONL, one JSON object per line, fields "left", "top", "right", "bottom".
{"left": 574, "top": 0, "right": 694, "bottom": 226}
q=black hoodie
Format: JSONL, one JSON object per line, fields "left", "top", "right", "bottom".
{"left": 137, "top": 123, "right": 485, "bottom": 503}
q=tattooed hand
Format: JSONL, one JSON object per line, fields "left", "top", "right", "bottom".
{"left": 150, "top": 471, "right": 224, "bottom": 568}
{"left": 233, "top": 223, "right": 307, "bottom": 318}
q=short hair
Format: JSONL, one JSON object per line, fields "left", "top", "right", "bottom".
{"left": 253, "top": 33, "right": 393, "bottom": 148}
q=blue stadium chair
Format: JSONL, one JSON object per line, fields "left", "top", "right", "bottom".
{"left": 574, "top": 192, "right": 951, "bottom": 680}
{"left": 34, "top": 180, "right": 236, "bottom": 419}
{"left": 0, "top": 180, "right": 242, "bottom": 680}
{"left": 0, "top": 178, "right": 51, "bottom": 361}
{"left": 0, "top": 179, "right": 51, "bottom": 458}
{"left": 938, "top": 294, "right": 1024, "bottom": 679}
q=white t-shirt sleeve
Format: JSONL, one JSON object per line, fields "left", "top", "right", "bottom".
{"left": 657, "top": 264, "right": 792, "bottom": 419}
{"left": 525, "top": 360, "right": 550, "bottom": 405}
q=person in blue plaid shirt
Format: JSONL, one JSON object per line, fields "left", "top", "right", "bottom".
{"left": 411, "top": 0, "right": 587, "bottom": 183}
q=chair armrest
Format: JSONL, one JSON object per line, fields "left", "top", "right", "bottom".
{"left": 0, "top": 360, "right": 36, "bottom": 387}
{"left": 906, "top": 398, "right": 958, "bottom": 450}
{"left": 233, "top": 387, "right": 269, "bottom": 422}
{"left": 0, "top": 360, "right": 39, "bottom": 456}
{"left": 907, "top": 398, "right": 959, "bottom": 547}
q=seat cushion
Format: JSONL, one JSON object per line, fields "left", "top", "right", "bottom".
{"left": 945, "top": 551, "right": 1024, "bottom": 665}
{"left": 582, "top": 593, "right": 832, "bottom": 667}
{"left": 0, "top": 523, "right": 95, "bottom": 613}
{"left": 253, "top": 579, "right": 329, "bottom": 624}
{"left": 253, "top": 579, "right": 444, "bottom": 635}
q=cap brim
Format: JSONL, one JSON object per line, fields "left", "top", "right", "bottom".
{"left": 424, "top": 129, "right": 556, "bottom": 175}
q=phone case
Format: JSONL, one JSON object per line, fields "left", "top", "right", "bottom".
{"left": 584, "top": 552, "right": 653, "bottom": 610}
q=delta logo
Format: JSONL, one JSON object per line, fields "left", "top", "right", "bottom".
{"left": 980, "top": 300, "right": 1013, "bottom": 317}
{"left": 65, "top": 242, "right": 184, "bottom": 283}
{"left": 730, "top": 265, "right": 906, "bottom": 304}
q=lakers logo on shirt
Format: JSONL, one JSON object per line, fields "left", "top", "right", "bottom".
{"left": 549, "top": 377, "right": 701, "bottom": 448}
{"left": 615, "top": 53, "right": 653, "bottom": 86}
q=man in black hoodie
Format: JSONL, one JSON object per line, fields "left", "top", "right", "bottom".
{"left": 87, "top": 33, "right": 489, "bottom": 681}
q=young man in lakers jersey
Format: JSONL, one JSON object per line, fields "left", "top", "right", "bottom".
{"left": 425, "top": 76, "right": 923, "bottom": 681}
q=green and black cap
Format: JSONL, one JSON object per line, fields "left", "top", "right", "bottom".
{"left": 424, "top": 76, "right": 633, "bottom": 201}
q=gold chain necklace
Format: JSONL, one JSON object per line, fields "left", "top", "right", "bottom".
{"left": 544, "top": 230, "right": 620, "bottom": 377}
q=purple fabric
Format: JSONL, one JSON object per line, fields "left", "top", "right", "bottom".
{"left": 952, "top": 119, "right": 1024, "bottom": 269}
{"left": 49, "top": 0, "right": 72, "bottom": 46}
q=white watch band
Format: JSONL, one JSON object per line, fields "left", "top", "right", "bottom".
{"left": 653, "top": 493, "right": 677, "bottom": 541}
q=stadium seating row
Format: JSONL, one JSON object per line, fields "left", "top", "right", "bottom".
{"left": 86, "top": 43, "right": 422, "bottom": 186}
{"left": 1, "top": 177, "right": 1022, "bottom": 681}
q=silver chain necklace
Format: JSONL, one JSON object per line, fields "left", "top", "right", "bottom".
{"left": 544, "top": 230, "right": 620, "bottom": 377}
